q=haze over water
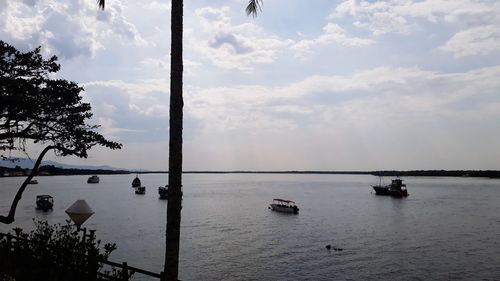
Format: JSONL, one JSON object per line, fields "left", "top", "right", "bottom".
{"left": 1, "top": 174, "right": 500, "bottom": 280}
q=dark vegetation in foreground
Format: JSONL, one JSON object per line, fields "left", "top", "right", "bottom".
{"left": 0, "top": 220, "right": 130, "bottom": 281}
{"left": 1, "top": 165, "right": 499, "bottom": 178}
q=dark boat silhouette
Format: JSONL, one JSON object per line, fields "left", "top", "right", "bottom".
{"left": 372, "top": 178, "right": 409, "bottom": 197}
{"left": 158, "top": 185, "right": 168, "bottom": 199}
{"left": 135, "top": 186, "right": 146, "bottom": 194}
{"left": 132, "top": 175, "right": 141, "bottom": 188}
{"left": 87, "top": 175, "right": 99, "bottom": 184}
{"left": 36, "top": 195, "right": 54, "bottom": 211}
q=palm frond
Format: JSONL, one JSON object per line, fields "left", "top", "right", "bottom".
{"left": 97, "top": 0, "right": 105, "bottom": 9}
{"left": 246, "top": 0, "right": 263, "bottom": 17}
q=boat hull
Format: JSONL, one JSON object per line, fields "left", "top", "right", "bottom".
{"left": 270, "top": 204, "right": 299, "bottom": 214}
{"left": 135, "top": 186, "right": 146, "bottom": 194}
{"left": 36, "top": 197, "right": 54, "bottom": 211}
{"left": 87, "top": 176, "right": 99, "bottom": 184}
{"left": 36, "top": 201, "right": 53, "bottom": 211}
{"left": 372, "top": 186, "right": 408, "bottom": 197}
{"left": 158, "top": 187, "right": 168, "bottom": 199}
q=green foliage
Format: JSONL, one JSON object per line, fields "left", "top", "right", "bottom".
{"left": 0, "top": 220, "right": 131, "bottom": 281}
{"left": 0, "top": 40, "right": 121, "bottom": 159}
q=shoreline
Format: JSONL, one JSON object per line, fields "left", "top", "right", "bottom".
{"left": 1, "top": 166, "right": 499, "bottom": 179}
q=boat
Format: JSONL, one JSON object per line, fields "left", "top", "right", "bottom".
{"left": 372, "top": 177, "right": 409, "bottom": 197}
{"left": 135, "top": 186, "right": 146, "bottom": 195}
{"left": 132, "top": 175, "right": 141, "bottom": 188}
{"left": 36, "top": 195, "right": 54, "bottom": 211}
{"left": 87, "top": 175, "right": 99, "bottom": 184}
{"left": 269, "top": 199, "right": 299, "bottom": 214}
{"left": 158, "top": 185, "right": 168, "bottom": 199}
{"left": 28, "top": 179, "right": 38, "bottom": 184}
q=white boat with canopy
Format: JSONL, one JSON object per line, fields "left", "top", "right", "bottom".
{"left": 269, "top": 198, "right": 299, "bottom": 214}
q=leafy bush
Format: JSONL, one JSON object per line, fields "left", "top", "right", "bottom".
{"left": 0, "top": 220, "right": 130, "bottom": 281}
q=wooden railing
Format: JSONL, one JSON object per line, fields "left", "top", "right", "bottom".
{"left": 101, "top": 260, "right": 164, "bottom": 280}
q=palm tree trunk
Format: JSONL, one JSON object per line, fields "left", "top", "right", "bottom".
{"left": 164, "top": 0, "right": 183, "bottom": 280}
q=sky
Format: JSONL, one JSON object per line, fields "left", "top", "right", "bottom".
{"left": 1, "top": 0, "right": 500, "bottom": 171}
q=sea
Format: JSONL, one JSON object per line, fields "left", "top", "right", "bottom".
{"left": 1, "top": 174, "right": 500, "bottom": 280}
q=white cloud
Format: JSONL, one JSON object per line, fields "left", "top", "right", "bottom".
{"left": 189, "top": 6, "right": 293, "bottom": 71}
{"left": 83, "top": 65, "right": 498, "bottom": 145}
{"left": 96, "top": 1, "right": 148, "bottom": 47}
{"left": 145, "top": 1, "right": 171, "bottom": 12}
{"left": 177, "top": 65, "right": 500, "bottom": 169}
{"left": 331, "top": 0, "right": 500, "bottom": 57}
{"left": 439, "top": 25, "right": 500, "bottom": 57}
{"left": 332, "top": 0, "right": 492, "bottom": 34}
{"left": 292, "top": 23, "right": 374, "bottom": 58}
{"left": 0, "top": 0, "right": 146, "bottom": 59}
{"left": 85, "top": 79, "right": 170, "bottom": 117}
{"left": 185, "top": 65, "right": 500, "bottom": 135}
{"left": 1, "top": 3, "right": 44, "bottom": 41}
{"left": 333, "top": 0, "right": 412, "bottom": 35}
{"left": 97, "top": 117, "right": 142, "bottom": 139}
{"left": 141, "top": 56, "right": 170, "bottom": 69}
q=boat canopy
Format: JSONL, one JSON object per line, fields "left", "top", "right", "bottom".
{"left": 273, "top": 198, "right": 295, "bottom": 204}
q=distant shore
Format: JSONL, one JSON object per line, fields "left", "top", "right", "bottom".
{"left": 142, "top": 170, "right": 500, "bottom": 178}
{"left": 1, "top": 165, "right": 499, "bottom": 179}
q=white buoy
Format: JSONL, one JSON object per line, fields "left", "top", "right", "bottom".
{"left": 65, "top": 200, "right": 94, "bottom": 227}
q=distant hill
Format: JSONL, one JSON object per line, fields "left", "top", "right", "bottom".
{"left": 38, "top": 165, "right": 131, "bottom": 176}
{"left": 0, "top": 158, "right": 136, "bottom": 171}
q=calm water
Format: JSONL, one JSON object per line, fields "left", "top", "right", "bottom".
{"left": 1, "top": 174, "right": 500, "bottom": 280}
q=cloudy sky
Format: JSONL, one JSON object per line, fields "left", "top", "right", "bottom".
{"left": 2, "top": 0, "right": 500, "bottom": 171}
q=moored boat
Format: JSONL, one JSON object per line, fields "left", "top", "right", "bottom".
{"left": 158, "top": 185, "right": 168, "bottom": 199}
{"left": 87, "top": 175, "right": 99, "bottom": 184}
{"left": 28, "top": 179, "right": 38, "bottom": 184}
{"left": 135, "top": 186, "right": 146, "bottom": 194}
{"left": 269, "top": 198, "right": 299, "bottom": 214}
{"left": 372, "top": 178, "right": 408, "bottom": 197}
{"left": 36, "top": 195, "right": 54, "bottom": 211}
{"left": 132, "top": 175, "right": 141, "bottom": 188}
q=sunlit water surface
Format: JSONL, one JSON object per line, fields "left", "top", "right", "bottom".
{"left": 1, "top": 174, "right": 500, "bottom": 280}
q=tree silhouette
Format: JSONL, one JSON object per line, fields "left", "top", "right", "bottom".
{"left": 164, "top": 0, "right": 183, "bottom": 280}
{"left": 0, "top": 41, "right": 121, "bottom": 224}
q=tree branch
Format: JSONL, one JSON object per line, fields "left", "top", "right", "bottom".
{"left": 0, "top": 145, "right": 56, "bottom": 224}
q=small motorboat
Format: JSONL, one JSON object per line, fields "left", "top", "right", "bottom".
{"left": 132, "top": 175, "right": 141, "bottom": 188}
{"left": 135, "top": 186, "right": 146, "bottom": 195}
{"left": 36, "top": 195, "right": 54, "bottom": 211}
{"left": 87, "top": 175, "right": 100, "bottom": 184}
{"left": 28, "top": 179, "right": 38, "bottom": 184}
{"left": 158, "top": 185, "right": 168, "bottom": 199}
{"left": 269, "top": 198, "right": 299, "bottom": 214}
{"left": 372, "top": 177, "right": 408, "bottom": 197}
